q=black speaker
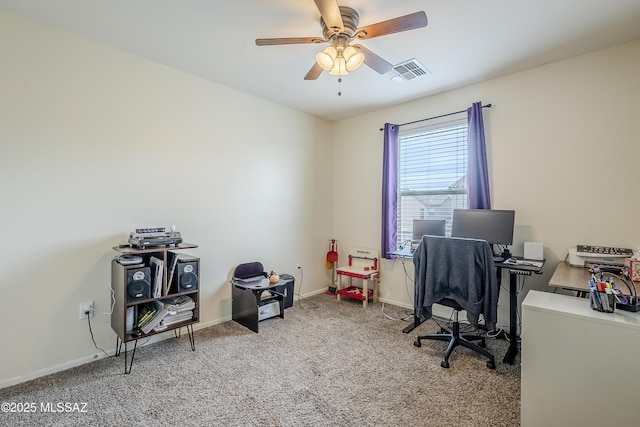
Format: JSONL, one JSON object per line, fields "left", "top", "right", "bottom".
{"left": 177, "top": 259, "right": 198, "bottom": 291}
{"left": 127, "top": 266, "right": 151, "bottom": 302}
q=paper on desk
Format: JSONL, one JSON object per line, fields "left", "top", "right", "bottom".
{"left": 515, "top": 260, "right": 543, "bottom": 268}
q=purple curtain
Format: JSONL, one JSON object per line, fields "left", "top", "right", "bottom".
{"left": 467, "top": 102, "right": 491, "bottom": 209}
{"left": 381, "top": 123, "right": 399, "bottom": 259}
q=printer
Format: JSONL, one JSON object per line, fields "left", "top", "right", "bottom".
{"left": 568, "top": 245, "right": 633, "bottom": 268}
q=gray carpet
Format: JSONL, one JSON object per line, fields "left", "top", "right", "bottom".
{"left": 1, "top": 294, "right": 521, "bottom": 426}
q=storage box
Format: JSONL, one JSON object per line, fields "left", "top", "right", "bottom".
{"left": 258, "top": 301, "right": 280, "bottom": 321}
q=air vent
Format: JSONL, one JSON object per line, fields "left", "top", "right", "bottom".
{"left": 385, "top": 58, "right": 430, "bottom": 83}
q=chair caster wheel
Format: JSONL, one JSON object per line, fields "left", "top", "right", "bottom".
{"left": 413, "top": 340, "right": 421, "bottom": 348}
{"left": 479, "top": 340, "right": 486, "bottom": 348}
{"left": 441, "top": 360, "right": 450, "bottom": 368}
{"left": 487, "top": 360, "right": 495, "bottom": 369}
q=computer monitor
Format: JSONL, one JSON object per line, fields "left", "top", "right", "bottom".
{"left": 412, "top": 219, "right": 446, "bottom": 243}
{"left": 451, "top": 209, "right": 515, "bottom": 256}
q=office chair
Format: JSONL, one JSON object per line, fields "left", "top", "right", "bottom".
{"left": 412, "top": 235, "right": 498, "bottom": 369}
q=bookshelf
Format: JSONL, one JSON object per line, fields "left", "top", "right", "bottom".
{"left": 111, "top": 243, "right": 199, "bottom": 374}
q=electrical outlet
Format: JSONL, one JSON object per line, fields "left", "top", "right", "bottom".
{"left": 79, "top": 300, "right": 94, "bottom": 320}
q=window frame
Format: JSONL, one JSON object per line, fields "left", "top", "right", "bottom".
{"left": 396, "top": 118, "right": 469, "bottom": 247}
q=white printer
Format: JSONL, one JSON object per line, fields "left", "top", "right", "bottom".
{"left": 568, "top": 245, "right": 634, "bottom": 268}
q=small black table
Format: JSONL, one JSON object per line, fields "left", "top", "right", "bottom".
{"left": 231, "top": 277, "right": 291, "bottom": 333}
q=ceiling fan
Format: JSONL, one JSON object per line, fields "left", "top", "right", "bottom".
{"left": 255, "top": 0, "right": 428, "bottom": 81}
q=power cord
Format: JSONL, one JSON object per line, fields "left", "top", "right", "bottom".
{"left": 294, "top": 265, "right": 318, "bottom": 309}
{"left": 381, "top": 257, "right": 401, "bottom": 320}
{"left": 98, "top": 288, "right": 115, "bottom": 315}
{"left": 487, "top": 328, "right": 505, "bottom": 339}
{"left": 380, "top": 257, "right": 415, "bottom": 321}
{"left": 97, "top": 258, "right": 117, "bottom": 315}
{"left": 398, "top": 257, "right": 418, "bottom": 321}
{"left": 85, "top": 312, "right": 110, "bottom": 359}
{"left": 498, "top": 270, "right": 527, "bottom": 341}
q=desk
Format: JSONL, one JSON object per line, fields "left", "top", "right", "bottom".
{"left": 548, "top": 261, "right": 592, "bottom": 297}
{"left": 521, "top": 290, "right": 640, "bottom": 427}
{"left": 395, "top": 249, "right": 544, "bottom": 364}
{"left": 549, "top": 261, "right": 591, "bottom": 290}
{"left": 550, "top": 261, "right": 639, "bottom": 301}
{"left": 388, "top": 247, "right": 414, "bottom": 258}
{"left": 231, "top": 275, "right": 294, "bottom": 333}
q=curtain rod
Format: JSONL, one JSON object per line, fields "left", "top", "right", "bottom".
{"left": 379, "top": 103, "right": 492, "bottom": 131}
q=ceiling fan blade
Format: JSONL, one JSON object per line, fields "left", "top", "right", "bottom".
{"left": 355, "top": 11, "right": 427, "bottom": 40}
{"left": 353, "top": 44, "right": 393, "bottom": 74}
{"left": 256, "top": 37, "right": 324, "bottom": 46}
{"left": 304, "top": 62, "right": 324, "bottom": 80}
{"left": 314, "top": 0, "right": 344, "bottom": 33}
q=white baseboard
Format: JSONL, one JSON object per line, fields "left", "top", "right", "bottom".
{"left": 376, "top": 296, "right": 502, "bottom": 330}
{"left": 378, "top": 296, "right": 464, "bottom": 321}
{"left": 0, "top": 353, "right": 112, "bottom": 389}
{"left": 1, "top": 289, "right": 325, "bottom": 389}
{"left": 0, "top": 314, "right": 231, "bottom": 390}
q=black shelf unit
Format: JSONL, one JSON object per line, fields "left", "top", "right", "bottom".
{"left": 111, "top": 243, "right": 199, "bottom": 373}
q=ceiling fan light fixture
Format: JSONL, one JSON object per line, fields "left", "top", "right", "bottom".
{"left": 316, "top": 46, "right": 337, "bottom": 70}
{"left": 256, "top": 4, "right": 429, "bottom": 82}
{"left": 343, "top": 46, "right": 364, "bottom": 71}
{"left": 329, "top": 56, "right": 348, "bottom": 75}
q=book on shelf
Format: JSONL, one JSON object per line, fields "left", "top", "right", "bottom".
{"left": 132, "top": 297, "right": 195, "bottom": 334}
{"left": 140, "top": 301, "right": 168, "bottom": 334}
{"left": 126, "top": 306, "right": 135, "bottom": 333}
{"left": 165, "top": 252, "right": 180, "bottom": 295}
{"left": 163, "top": 295, "right": 196, "bottom": 313}
{"left": 137, "top": 303, "right": 157, "bottom": 328}
{"left": 150, "top": 256, "right": 164, "bottom": 298}
{"left": 160, "top": 311, "right": 193, "bottom": 327}
{"left": 152, "top": 296, "right": 195, "bottom": 332}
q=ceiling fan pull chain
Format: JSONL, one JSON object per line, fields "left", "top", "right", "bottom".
{"left": 337, "top": 77, "right": 342, "bottom": 96}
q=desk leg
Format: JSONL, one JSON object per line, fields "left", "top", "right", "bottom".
{"left": 503, "top": 271, "right": 519, "bottom": 364}
{"left": 402, "top": 315, "right": 424, "bottom": 333}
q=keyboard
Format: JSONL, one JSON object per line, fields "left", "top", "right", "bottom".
{"left": 493, "top": 256, "right": 505, "bottom": 263}
{"left": 576, "top": 245, "right": 633, "bottom": 257}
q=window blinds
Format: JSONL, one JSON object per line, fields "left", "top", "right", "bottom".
{"left": 397, "top": 119, "right": 468, "bottom": 245}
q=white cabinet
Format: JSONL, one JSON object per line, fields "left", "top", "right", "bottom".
{"left": 521, "top": 290, "right": 640, "bottom": 427}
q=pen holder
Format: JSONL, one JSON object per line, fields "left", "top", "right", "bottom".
{"left": 590, "top": 289, "right": 615, "bottom": 313}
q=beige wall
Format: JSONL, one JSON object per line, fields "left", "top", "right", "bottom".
{"left": 331, "top": 40, "right": 640, "bottom": 328}
{"left": 0, "top": 10, "right": 333, "bottom": 386}
{"left": 2, "top": 5, "right": 639, "bottom": 387}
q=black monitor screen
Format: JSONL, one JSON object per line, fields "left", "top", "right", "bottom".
{"left": 412, "top": 219, "right": 446, "bottom": 242}
{"left": 451, "top": 209, "right": 515, "bottom": 246}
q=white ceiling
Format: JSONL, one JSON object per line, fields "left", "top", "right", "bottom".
{"left": 2, "top": 0, "right": 640, "bottom": 121}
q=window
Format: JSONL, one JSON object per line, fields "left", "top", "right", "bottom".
{"left": 397, "top": 119, "right": 468, "bottom": 246}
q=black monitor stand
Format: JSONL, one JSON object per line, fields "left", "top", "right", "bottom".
{"left": 495, "top": 244, "right": 511, "bottom": 259}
